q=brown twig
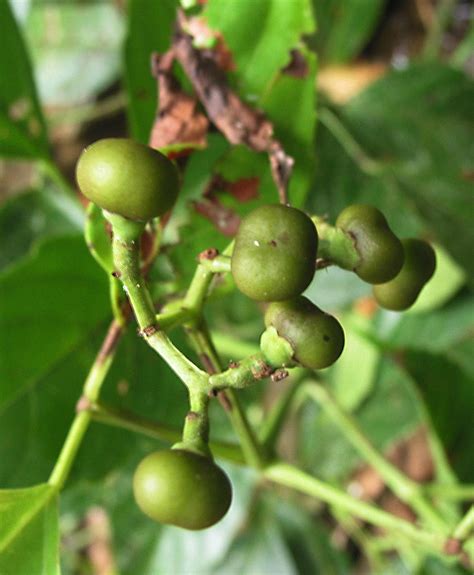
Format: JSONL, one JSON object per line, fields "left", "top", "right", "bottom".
{"left": 173, "top": 10, "right": 294, "bottom": 203}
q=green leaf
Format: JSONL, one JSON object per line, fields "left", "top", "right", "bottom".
{"left": 404, "top": 352, "right": 474, "bottom": 482}
{"left": 0, "top": 2, "right": 49, "bottom": 159}
{"left": 0, "top": 188, "right": 84, "bottom": 273}
{"left": 343, "top": 63, "right": 474, "bottom": 277}
{"left": 272, "top": 497, "right": 349, "bottom": 575}
{"left": 0, "top": 236, "right": 109, "bottom": 411}
{"left": 0, "top": 233, "right": 190, "bottom": 486}
{"left": 378, "top": 295, "right": 474, "bottom": 356}
{"left": 205, "top": 0, "right": 315, "bottom": 98}
{"left": 24, "top": 3, "right": 124, "bottom": 107}
{"left": 124, "top": 0, "right": 178, "bottom": 143}
{"left": 299, "top": 358, "right": 420, "bottom": 482}
{"left": 312, "top": 0, "right": 386, "bottom": 63}
{"left": 0, "top": 484, "right": 59, "bottom": 575}
{"left": 307, "top": 120, "right": 423, "bottom": 238}
{"left": 330, "top": 311, "right": 380, "bottom": 411}
{"left": 407, "top": 244, "right": 466, "bottom": 313}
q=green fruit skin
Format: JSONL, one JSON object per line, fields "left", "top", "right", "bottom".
{"left": 76, "top": 138, "right": 179, "bottom": 221}
{"left": 336, "top": 204, "right": 404, "bottom": 284}
{"left": 373, "top": 239, "right": 436, "bottom": 311}
{"left": 265, "top": 296, "right": 345, "bottom": 369}
{"left": 133, "top": 450, "right": 232, "bottom": 530}
{"left": 231, "top": 204, "right": 318, "bottom": 302}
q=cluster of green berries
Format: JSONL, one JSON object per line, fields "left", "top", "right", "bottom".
{"left": 231, "top": 203, "right": 435, "bottom": 370}
{"left": 76, "top": 138, "right": 436, "bottom": 531}
{"left": 335, "top": 205, "right": 436, "bottom": 310}
{"left": 231, "top": 204, "right": 345, "bottom": 370}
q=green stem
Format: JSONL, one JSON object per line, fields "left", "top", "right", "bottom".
{"left": 48, "top": 412, "right": 91, "bottom": 489}
{"left": 331, "top": 507, "right": 385, "bottom": 572}
{"left": 109, "top": 276, "right": 126, "bottom": 327}
{"left": 264, "top": 462, "right": 445, "bottom": 553}
{"left": 183, "top": 263, "right": 214, "bottom": 311}
{"left": 183, "top": 242, "right": 234, "bottom": 312}
{"left": 180, "top": 389, "right": 211, "bottom": 456}
{"left": 318, "top": 107, "right": 385, "bottom": 177}
{"left": 209, "top": 352, "right": 275, "bottom": 390}
{"left": 453, "top": 506, "right": 474, "bottom": 542}
{"left": 304, "top": 382, "right": 449, "bottom": 534}
{"left": 90, "top": 402, "right": 244, "bottom": 464}
{"left": 311, "top": 215, "right": 359, "bottom": 270}
{"left": 111, "top": 227, "right": 208, "bottom": 390}
{"left": 426, "top": 484, "right": 474, "bottom": 501}
{"left": 48, "top": 321, "right": 122, "bottom": 489}
{"left": 406, "top": 368, "right": 461, "bottom": 523}
{"left": 156, "top": 305, "right": 195, "bottom": 330}
{"left": 199, "top": 255, "right": 232, "bottom": 274}
{"left": 185, "top": 321, "right": 267, "bottom": 469}
{"left": 422, "top": 0, "right": 456, "bottom": 60}
{"left": 259, "top": 373, "right": 305, "bottom": 450}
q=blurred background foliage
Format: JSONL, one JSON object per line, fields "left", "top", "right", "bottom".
{"left": 0, "top": 0, "right": 473, "bottom": 574}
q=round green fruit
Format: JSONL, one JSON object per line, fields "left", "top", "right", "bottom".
{"left": 336, "top": 204, "right": 403, "bottom": 284}
{"left": 264, "top": 296, "right": 345, "bottom": 369}
{"left": 373, "top": 238, "right": 436, "bottom": 311}
{"left": 76, "top": 138, "right": 179, "bottom": 221}
{"left": 133, "top": 449, "right": 232, "bottom": 530}
{"left": 231, "top": 204, "right": 318, "bottom": 302}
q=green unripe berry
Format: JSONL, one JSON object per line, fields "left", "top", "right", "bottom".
{"left": 336, "top": 204, "right": 404, "bottom": 284}
{"left": 373, "top": 239, "right": 436, "bottom": 311}
{"left": 76, "top": 138, "right": 179, "bottom": 221}
{"left": 133, "top": 450, "right": 232, "bottom": 530}
{"left": 264, "top": 296, "right": 345, "bottom": 369}
{"left": 231, "top": 204, "right": 318, "bottom": 302}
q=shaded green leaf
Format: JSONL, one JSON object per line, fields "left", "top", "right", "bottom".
{"left": 0, "top": 188, "right": 84, "bottom": 273}
{"left": 404, "top": 352, "right": 474, "bottom": 482}
{"left": 0, "top": 2, "right": 48, "bottom": 159}
{"left": 343, "top": 64, "right": 474, "bottom": 277}
{"left": 408, "top": 244, "right": 466, "bottom": 313}
{"left": 0, "top": 484, "right": 59, "bottom": 575}
{"left": 312, "top": 0, "right": 386, "bottom": 63}
{"left": 299, "top": 358, "right": 420, "bottom": 481}
{"left": 0, "top": 233, "right": 190, "bottom": 486}
{"left": 0, "top": 236, "right": 109, "bottom": 411}
{"left": 378, "top": 295, "right": 474, "bottom": 356}
{"left": 330, "top": 311, "right": 380, "bottom": 411}
{"left": 124, "top": 0, "right": 178, "bottom": 143}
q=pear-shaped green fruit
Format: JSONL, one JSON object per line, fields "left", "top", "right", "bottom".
{"left": 373, "top": 239, "right": 436, "bottom": 311}
{"left": 133, "top": 450, "right": 232, "bottom": 530}
{"left": 265, "top": 296, "right": 345, "bottom": 369}
{"left": 336, "top": 204, "right": 403, "bottom": 284}
{"left": 76, "top": 138, "right": 179, "bottom": 221}
{"left": 231, "top": 204, "right": 318, "bottom": 302}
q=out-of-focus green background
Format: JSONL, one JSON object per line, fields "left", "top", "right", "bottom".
{"left": 0, "top": 1, "right": 473, "bottom": 573}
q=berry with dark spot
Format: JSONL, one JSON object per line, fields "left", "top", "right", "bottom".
{"left": 336, "top": 204, "right": 403, "bottom": 284}
{"left": 264, "top": 296, "right": 345, "bottom": 369}
{"left": 231, "top": 204, "right": 318, "bottom": 301}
